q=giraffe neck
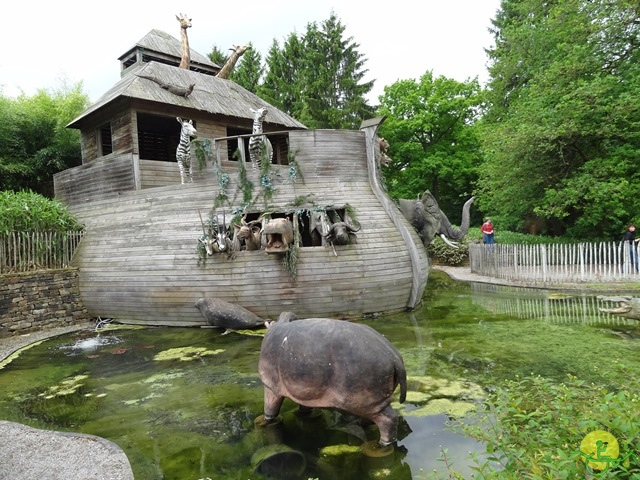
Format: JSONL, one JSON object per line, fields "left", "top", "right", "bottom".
{"left": 179, "top": 29, "right": 190, "bottom": 69}
{"left": 218, "top": 52, "right": 239, "bottom": 79}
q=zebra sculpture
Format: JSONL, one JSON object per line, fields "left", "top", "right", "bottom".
{"left": 176, "top": 117, "right": 197, "bottom": 184}
{"left": 248, "top": 107, "right": 273, "bottom": 171}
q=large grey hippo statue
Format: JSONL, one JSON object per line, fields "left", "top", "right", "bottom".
{"left": 598, "top": 295, "right": 640, "bottom": 321}
{"left": 258, "top": 312, "right": 407, "bottom": 446}
{"left": 194, "top": 298, "right": 265, "bottom": 333}
{"left": 398, "top": 190, "right": 474, "bottom": 248}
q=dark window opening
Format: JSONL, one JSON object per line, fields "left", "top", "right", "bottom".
{"left": 137, "top": 113, "right": 187, "bottom": 162}
{"left": 226, "top": 127, "right": 251, "bottom": 162}
{"left": 234, "top": 208, "right": 348, "bottom": 248}
{"left": 224, "top": 128, "right": 290, "bottom": 166}
{"left": 99, "top": 123, "right": 113, "bottom": 156}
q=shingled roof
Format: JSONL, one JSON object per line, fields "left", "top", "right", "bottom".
{"left": 67, "top": 61, "right": 307, "bottom": 130}
{"left": 119, "top": 29, "right": 219, "bottom": 74}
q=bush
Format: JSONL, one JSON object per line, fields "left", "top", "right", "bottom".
{"left": 428, "top": 236, "right": 471, "bottom": 266}
{"left": 444, "top": 368, "right": 640, "bottom": 479}
{"left": 0, "top": 190, "right": 84, "bottom": 232}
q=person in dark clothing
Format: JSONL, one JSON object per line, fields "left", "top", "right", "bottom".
{"left": 622, "top": 224, "right": 640, "bottom": 271}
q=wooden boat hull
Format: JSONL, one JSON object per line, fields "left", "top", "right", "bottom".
{"left": 63, "top": 129, "right": 430, "bottom": 325}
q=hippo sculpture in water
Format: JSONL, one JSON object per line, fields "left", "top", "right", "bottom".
{"left": 258, "top": 312, "right": 407, "bottom": 446}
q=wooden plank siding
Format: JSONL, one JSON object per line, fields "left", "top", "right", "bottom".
{"left": 61, "top": 129, "right": 430, "bottom": 326}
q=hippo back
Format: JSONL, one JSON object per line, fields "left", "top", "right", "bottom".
{"left": 259, "top": 318, "right": 406, "bottom": 412}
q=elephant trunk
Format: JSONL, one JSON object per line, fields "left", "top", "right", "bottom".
{"left": 441, "top": 196, "right": 475, "bottom": 241}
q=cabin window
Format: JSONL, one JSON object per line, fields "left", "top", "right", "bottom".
{"left": 224, "top": 128, "right": 290, "bottom": 166}
{"left": 98, "top": 123, "right": 113, "bottom": 156}
{"left": 137, "top": 113, "right": 187, "bottom": 162}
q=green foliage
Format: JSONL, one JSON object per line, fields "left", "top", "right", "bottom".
{"left": 377, "top": 72, "right": 484, "bottom": 223}
{"left": 207, "top": 45, "right": 228, "bottom": 67}
{"left": 258, "top": 12, "right": 375, "bottom": 129}
{"left": 478, "top": 0, "right": 640, "bottom": 239}
{"left": 0, "top": 83, "right": 89, "bottom": 197}
{"left": 428, "top": 236, "right": 470, "bottom": 266}
{"left": 448, "top": 369, "right": 640, "bottom": 479}
{"left": 0, "top": 190, "right": 84, "bottom": 232}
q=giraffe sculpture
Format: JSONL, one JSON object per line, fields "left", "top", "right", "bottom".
{"left": 249, "top": 107, "right": 273, "bottom": 171}
{"left": 176, "top": 13, "right": 192, "bottom": 70}
{"left": 176, "top": 117, "right": 197, "bottom": 184}
{"left": 216, "top": 44, "right": 251, "bottom": 79}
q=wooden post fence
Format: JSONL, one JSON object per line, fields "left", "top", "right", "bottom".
{"left": 469, "top": 241, "right": 640, "bottom": 284}
{"left": 0, "top": 231, "right": 84, "bottom": 274}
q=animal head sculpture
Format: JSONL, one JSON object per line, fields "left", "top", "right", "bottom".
{"left": 323, "top": 222, "right": 360, "bottom": 246}
{"left": 176, "top": 13, "right": 192, "bottom": 29}
{"left": 198, "top": 209, "right": 229, "bottom": 255}
{"left": 397, "top": 190, "right": 474, "bottom": 249}
{"left": 177, "top": 117, "right": 197, "bottom": 138}
{"left": 233, "top": 215, "right": 262, "bottom": 251}
{"left": 250, "top": 107, "right": 268, "bottom": 125}
{"left": 262, "top": 217, "right": 294, "bottom": 254}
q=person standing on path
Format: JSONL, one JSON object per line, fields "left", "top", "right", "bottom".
{"left": 481, "top": 217, "right": 495, "bottom": 247}
{"left": 622, "top": 224, "right": 640, "bottom": 271}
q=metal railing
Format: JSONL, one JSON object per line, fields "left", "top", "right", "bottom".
{"left": 469, "top": 241, "right": 640, "bottom": 284}
{"left": 0, "top": 231, "right": 84, "bottom": 273}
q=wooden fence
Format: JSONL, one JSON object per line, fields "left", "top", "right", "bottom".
{"left": 0, "top": 231, "right": 84, "bottom": 273}
{"left": 469, "top": 241, "right": 640, "bottom": 284}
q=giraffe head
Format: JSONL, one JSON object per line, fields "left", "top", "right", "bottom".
{"left": 230, "top": 44, "right": 252, "bottom": 56}
{"left": 176, "top": 13, "right": 192, "bottom": 30}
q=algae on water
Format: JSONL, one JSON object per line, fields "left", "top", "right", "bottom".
{"left": 153, "top": 347, "right": 225, "bottom": 361}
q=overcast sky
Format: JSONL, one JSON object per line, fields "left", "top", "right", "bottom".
{"left": 1, "top": 0, "right": 501, "bottom": 104}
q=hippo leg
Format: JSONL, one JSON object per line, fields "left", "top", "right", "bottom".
{"left": 263, "top": 387, "right": 285, "bottom": 421}
{"left": 368, "top": 405, "right": 399, "bottom": 446}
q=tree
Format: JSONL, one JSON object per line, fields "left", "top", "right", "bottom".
{"left": 377, "top": 72, "right": 484, "bottom": 223}
{"left": 260, "top": 12, "right": 375, "bottom": 129}
{"left": 259, "top": 35, "right": 306, "bottom": 118}
{"left": 0, "top": 83, "right": 89, "bottom": 197}
{"left": 478, "top": 0, "right": 640, "bottom": 238}
{"left": 298, "top": 13, "right": 375, "bottom": 129}
{"left": 207, "top": 45, "right": 228, "bottom": 67}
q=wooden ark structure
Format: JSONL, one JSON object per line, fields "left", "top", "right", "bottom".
{"left": 54, "top": 28, "right": 430, "bottom": 326}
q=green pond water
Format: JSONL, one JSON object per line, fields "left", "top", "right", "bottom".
{"left": 1, "top": 270, "right": 639, "bottom": 479}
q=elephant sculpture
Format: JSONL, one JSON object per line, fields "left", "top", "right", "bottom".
{"left": 597, "top": 296, "right": 640, "bottom": 321}
{"left": 258, "top": 312, "right": 407, "bottom": 446}
{"left": 397, "top": 190, "right": 475, "bottom": 248}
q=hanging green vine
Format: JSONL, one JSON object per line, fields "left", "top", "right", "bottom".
{"left": 193, "top": 138, "right": 211, "bottom": 173}
{"left": 285, "top": 147, "right": 304, "bottom": 184}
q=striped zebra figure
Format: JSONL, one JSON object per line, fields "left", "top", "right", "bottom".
{"left": 248, "top": 107, "right": 273, "bottom": 171}
{"left": 176, "top": 117, "right": 197, "bottom": 184}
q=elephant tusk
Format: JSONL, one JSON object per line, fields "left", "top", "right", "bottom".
{"left": 440, "top": 234, "right": 459, "bottom": 249}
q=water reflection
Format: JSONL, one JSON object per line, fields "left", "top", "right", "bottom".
{"left": 469, "top": 283, "right": 636, "bottom": 325}
{"left": 0, "top": 271, "right": 638, "bottom": 479}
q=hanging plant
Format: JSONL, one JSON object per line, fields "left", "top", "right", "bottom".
{"left": 193, "top": 138, "right": 212, "bottom": 173}
{"left": 235, "top": 149, "right": 254, "bottom": 205}
{"left": 285, "top": 147, "right": 303, "bottom": 184}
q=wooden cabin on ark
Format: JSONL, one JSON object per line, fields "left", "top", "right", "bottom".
{"left": 54, "top": 26, "right": 430, "bottom": 326}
